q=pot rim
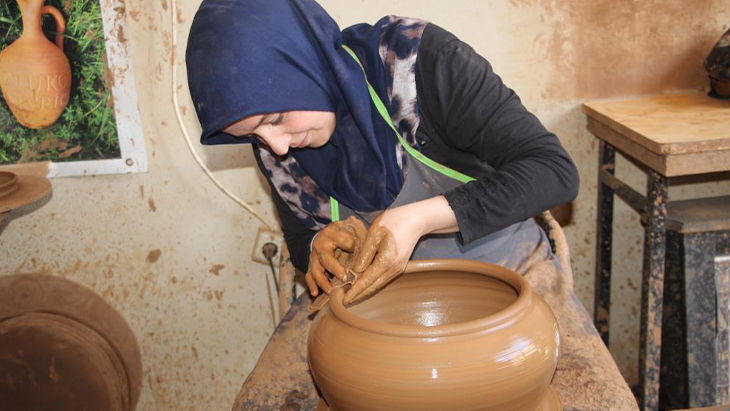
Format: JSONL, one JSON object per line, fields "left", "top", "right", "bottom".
{"left": 329, "top": 259, "right": 533, "bottom": 338}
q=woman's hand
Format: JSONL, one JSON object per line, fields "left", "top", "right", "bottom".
{"left": 344, "top": 196, "right": 459, "bottom": 304}
{"left": 306, "top": 216, "right": 367, "bottom": 296}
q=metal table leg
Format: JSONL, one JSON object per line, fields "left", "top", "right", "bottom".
{"left": 595, "top": 141, "right": 616, "bottom": 346}
{"left": 660, "top": 231, "right": 723, "bottom": 408}
{"left": 716, "top": 233, "right": 730, "bottom": 405}
{"left": 684, "top": 232, "right": 719, "bottom": 407}
{"left": 639, "top": 171, "right": 668, "bottom": 411}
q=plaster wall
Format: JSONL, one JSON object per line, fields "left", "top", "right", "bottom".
{"left": 0, "top": 0, "right": 728, "bottom": 409}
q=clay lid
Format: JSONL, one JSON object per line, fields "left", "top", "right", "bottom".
{"left": 0, "top": 173, "right": 52, "bottom": 213}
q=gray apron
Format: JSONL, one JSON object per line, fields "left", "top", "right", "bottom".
{"left": 331, "top": 46, "right": 555, "bottom": 272}
{"left": 336, "top": 147, "right": 553, "bottom": 271}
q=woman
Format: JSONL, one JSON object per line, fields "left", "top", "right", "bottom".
{"left": 186, "top": 0, "right": 579, "bottom": 304}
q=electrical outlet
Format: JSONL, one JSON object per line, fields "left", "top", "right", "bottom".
{"left": 252, "top": 228, "right": 284, "bottom": 266}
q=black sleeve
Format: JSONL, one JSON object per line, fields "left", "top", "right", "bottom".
{"left": 253, "top": 148, "right": 315, "bottom": 273}
{"left": 416, "top": 24, "right": 580, "bottom": 244}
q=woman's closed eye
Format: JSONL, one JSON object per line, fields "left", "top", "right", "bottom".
{"left": 270, "top": 113, "right": 284, "bottom": 126}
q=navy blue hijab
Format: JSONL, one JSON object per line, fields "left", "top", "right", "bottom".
{"left": 187, "top": 0, "right": 425, "bottom": 223}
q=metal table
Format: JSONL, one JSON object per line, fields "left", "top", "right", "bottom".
{"left": 583, "top": 92, "right": 730, "bottom": 410}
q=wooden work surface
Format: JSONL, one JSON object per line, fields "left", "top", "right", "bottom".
{"left": 583, "top": 92, "right": 730, "bottom": 176}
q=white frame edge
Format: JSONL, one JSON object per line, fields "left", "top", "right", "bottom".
{"left": 47, "top": 0, "right": 147, "bottom": 178}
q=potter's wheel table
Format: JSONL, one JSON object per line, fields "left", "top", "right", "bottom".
{"left": 232, "top": 260, "right": 639, "bottom": 411}
{"left": 0, "top": 169, "right": 52, "bottom": 232}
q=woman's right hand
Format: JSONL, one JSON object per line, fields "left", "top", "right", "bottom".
{"left": 306, "top": 216, "right": 367, "bottom": 296}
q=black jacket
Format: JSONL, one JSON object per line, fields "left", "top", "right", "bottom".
{"left": 256, "top": 23, "right": 580, "bottom": 273}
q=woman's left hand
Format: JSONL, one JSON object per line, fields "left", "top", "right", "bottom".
{"left": 344, "top": 196, "right": 459, "bottom": 304}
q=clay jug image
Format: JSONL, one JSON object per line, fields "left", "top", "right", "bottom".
{"left": 0, "top": 0, "right": 72, "bottom": 129}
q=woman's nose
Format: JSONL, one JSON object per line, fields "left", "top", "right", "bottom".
{"left": 259, "top": 131, "right": 291, "bottom": 155}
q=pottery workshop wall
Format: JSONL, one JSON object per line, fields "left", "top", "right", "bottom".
{"left": 0, "top": 0, "right": 728, "bottom": 409}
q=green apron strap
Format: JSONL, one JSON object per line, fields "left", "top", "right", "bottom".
{"left": 330, "top": 197, "right": 340, "bottom": 222}
{"left": 330, "top": 45, "right": 476, "bottom": 222}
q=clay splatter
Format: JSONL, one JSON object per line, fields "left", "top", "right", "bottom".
{"left": 209, "top": 264, "right": 225, "bottom": 276}
{"left": 146, "top": 249, "right": 162, "bottom": 263}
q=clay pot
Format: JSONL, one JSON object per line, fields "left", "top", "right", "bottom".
{"left": 0, "top": 0, "right": 72, "bottom": 129}
{"left": 308, "top": 259, "right": 561, "bottom": 411}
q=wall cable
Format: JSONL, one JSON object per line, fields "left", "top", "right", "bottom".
{"left": 170, "top": 0, "right": 281, "bottom": 329}
{"left": 170, "top": 0, "right": 273, "bottom": 232}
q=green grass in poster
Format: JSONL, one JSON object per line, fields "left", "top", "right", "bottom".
{"left": 0, "top": 0, "right": 120, "bottom": 164}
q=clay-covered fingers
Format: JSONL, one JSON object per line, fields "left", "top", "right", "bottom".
{"left": 312, "top": 227, "right": 356, "bottom": 281}
{"left": 351, "top": 221, "right": 391, "bottom": 273}
{"left": 340, "top": 216, "right": 368, "bottom": 244}
{"left": 305, "top": 217, "right": 368, "bottom": 297}
{"left": 335, "top": 217, "right": 367, "bottom": 267}
{"left": 306, "top": 254, "right": 331, "bottom": 296}
{"left": 345, "top": 231, "right": 403, "bottom": 304}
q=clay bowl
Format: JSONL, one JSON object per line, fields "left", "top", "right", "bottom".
{"left": 308, "top": 259, "right": 561, "bottom": 411}
{"left": 0, "top": 171, "right": 19, "bottom": 200}
{"left": 0, "top": 275, "right": 143, "bottom": 411}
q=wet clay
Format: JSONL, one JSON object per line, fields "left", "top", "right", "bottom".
{"left": 309, "top": 221, "right": 399, "bottom": 311}
{"left": 307, "top": 259, "right": 562, "bottom": 411}
{"left": 344, "top": 222, "right": 402, "bottom": 305}
{"left": 307, "top": 216, "right": 367, "bottom": 302}
{"left": 0, "top": 171, "right": 19, "bottom": 200}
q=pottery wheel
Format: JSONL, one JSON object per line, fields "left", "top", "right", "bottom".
{"left": 0, "top": 173, "right": 52, "bottom": 214}
{"left": 0, "top": 275, "right": 142, "bottom": 411}
{"left": 0, "top": 171, "right": 19, "bottom": 200}
{"left": 315, "top": 386, "right": 563, "bottom": 411}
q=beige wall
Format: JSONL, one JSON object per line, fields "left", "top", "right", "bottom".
{"left": 1, "top": 0, "right": 729, "bottom": 409}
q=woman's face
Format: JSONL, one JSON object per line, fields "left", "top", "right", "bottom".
{"left": 223, "top": 111, "right": 336, "bottom": 155}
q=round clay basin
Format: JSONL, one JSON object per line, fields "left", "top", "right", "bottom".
{"left": 308, "top": 259, "right": 561, "bottom": 411}
{"left": 0, "top": 313, "right": 128, "bottom": 411}
{"left": 0, "top": 171, "right": 19, "bottom": 200}
{"left": 0, "top": 275, "right": 142, "bottom": 411}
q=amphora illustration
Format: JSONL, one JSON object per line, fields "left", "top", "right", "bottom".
{"left": 0, "top": 0, "right": 72, "bottom": 129}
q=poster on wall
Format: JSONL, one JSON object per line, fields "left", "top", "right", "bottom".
{"left": 0, "top": 0, "right": 146, "bottom": 177}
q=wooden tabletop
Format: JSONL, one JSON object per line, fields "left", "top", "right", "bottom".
{"left": 583, "top": 92, "right": 730, "bottom": 177}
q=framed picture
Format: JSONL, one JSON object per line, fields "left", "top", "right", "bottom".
{"left": 0, "top": 0, "right": 146, "bottom": 177}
